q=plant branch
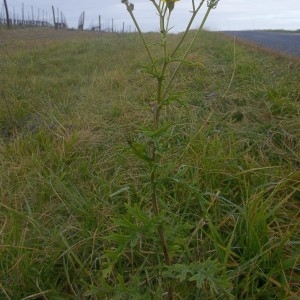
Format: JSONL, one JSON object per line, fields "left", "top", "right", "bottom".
{"left": 123, "top": 1, "right": 158, "bottom": 74}
{"left": 163, "top": 6, "right": 213, "bottom": 99}
{"left": 170, "top": 0, "right": 205, "bottom": 59}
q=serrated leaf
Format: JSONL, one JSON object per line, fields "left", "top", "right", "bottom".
{"left": 175, "top": 265, "right": 193, "bottom": 282}
{"left": 83, "top": 286, "right": 99, "bottom": 296}
{"left": 139, "top": 63, "right": 160, "bottom": 78}
{"left": 128, "top": 141, "right": 152, "bottom": 163}
{"left": 143, "top": 125, "right": 170, "bottom": 139}
{"left": 189, "top": 272, "right": 206, "bottom": 288}
{"left": 163, "top": 263, "right": 194, "bottom": 282}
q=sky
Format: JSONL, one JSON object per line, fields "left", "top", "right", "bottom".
{"left": 2, "top": 0, "right": 300, "bottom": 32}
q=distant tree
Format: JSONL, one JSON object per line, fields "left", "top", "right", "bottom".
{"left": 3, "top": 0, "right": 10, "bottom": 29}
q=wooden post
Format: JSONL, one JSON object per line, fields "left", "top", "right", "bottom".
{"left": 82, "top": 11, "right": 85, "bottom": 30}
{"left": 111, "top": 18, "right": 113, "bottom": 32}
{"left": 31, "top": 5, "right": 34, "bottom": 23}
{"left": 99, "top": 15, "right": 101, "bottom": 32}
{"left": 52, "top": 5, "right": 56, "bottom": 29}
{"left": 22, "top": 2, "right": 24, "bottom": 26}
{"left": 3, "top": 0, "right": 10, "bottom": 29}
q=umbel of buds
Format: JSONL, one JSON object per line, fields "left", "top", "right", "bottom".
{"left": 121, "top": 0, "right": 134, "bottom": 12}
{"left": 207, "top": 0, "right": 220, "bottom": 9}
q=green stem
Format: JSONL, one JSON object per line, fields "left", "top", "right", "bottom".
{"left": 151, "top": 6, "right": 173, "bottom": 298}
{"left": 155, "top": 4, "right": 169, "bottom": 122}
{"left": 163, "top": 6, "right": 212, "bottom": 99}
{"left": 150, "top": 137, "right": 173, "bottom": 300}
{"left": 122, "top": 3, "right": 216, "bottom": 299}
{"left": 150, "top": 159, "right": 172, "bottom": 267}
{"left": 169, "top": 0, "right": 205, "bottom": 59}
{"left": 124, "top": 1, "right": 158, "bottom": 74}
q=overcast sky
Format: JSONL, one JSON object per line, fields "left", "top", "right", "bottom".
{"left": 2, "top": 0, "right": 300, "bottom": 32}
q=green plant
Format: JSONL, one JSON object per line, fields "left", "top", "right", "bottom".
{"left": 107, "top": 0, "right": 221, "bottom": 298}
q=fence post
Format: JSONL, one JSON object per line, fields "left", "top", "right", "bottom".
{"left": 3, "top": 0, "right": 10, "bottom": 29}
{"left": 22, "top": 2, "right": 24, "bottom": 26}
{"left": 52, "top": 5, "right": 57, "bottom": 29}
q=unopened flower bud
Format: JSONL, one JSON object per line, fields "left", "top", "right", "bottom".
{"left": 207, "top": 0, "right": 219, "bottom": 9}
{"left": 162, "top": 0, "right": 180, "bottom": 12}
{"left": 128, "top": 3, "right": 134, "bottom": 12}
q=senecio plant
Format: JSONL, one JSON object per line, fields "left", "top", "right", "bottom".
{"left": 112, "top": 0, "right": 220, "bottom": 298}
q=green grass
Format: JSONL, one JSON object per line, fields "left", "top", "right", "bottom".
{"left": 0, "top": 28, "right": 299, "bottom": 299}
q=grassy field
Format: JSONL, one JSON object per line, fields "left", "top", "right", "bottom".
{"left": 0, "top": 28, "right": 300, "bottom": 299}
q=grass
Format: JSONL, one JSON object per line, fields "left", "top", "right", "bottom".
{"left": 0, "top": 28, "right": 300, "bottom": 299}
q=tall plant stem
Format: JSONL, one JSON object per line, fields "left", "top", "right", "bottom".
{"left": 150, "top": 116, "right": 173, "bottom": 298}
{"left": 151, "top": 82, "right": 172, "bottom": 266}
{"left": 152, "top": 6, "right": 172, "bottom": 290}
{"left": 122, "top": 2, "right": 217, "bottom": 299}
{"left": 124, "top": 0, "right": 172, "bottom": 282}
{"left": 150, "top": 152, "right": 172, "bottom": 267}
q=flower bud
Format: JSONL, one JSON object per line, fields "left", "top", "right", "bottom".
{"left": 129, "top": 3, "right": 134, "bottom": 12}
{"left": 162, "top": 0, "right": 179, "bottom": 12}
{"left": 207, "top": 0, "right": 219, "bottom": 9}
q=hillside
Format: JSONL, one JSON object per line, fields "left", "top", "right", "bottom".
{"left": 0, "top": 28, "right": 299, "bottom": 299}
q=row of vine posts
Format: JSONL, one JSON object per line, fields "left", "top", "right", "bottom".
{"left": 1, "top": 1, "right": 133, "bottom": 32}
{"left": 0, "top": 1, "right": 66, "bottom": 29}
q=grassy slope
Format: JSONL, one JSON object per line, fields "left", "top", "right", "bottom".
{"left": 0, "top": 28, "right": 299, "bottom": 299}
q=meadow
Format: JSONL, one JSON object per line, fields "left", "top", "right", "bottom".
{"left": 0, "top": 28, "right": 299, "bottom": 299}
